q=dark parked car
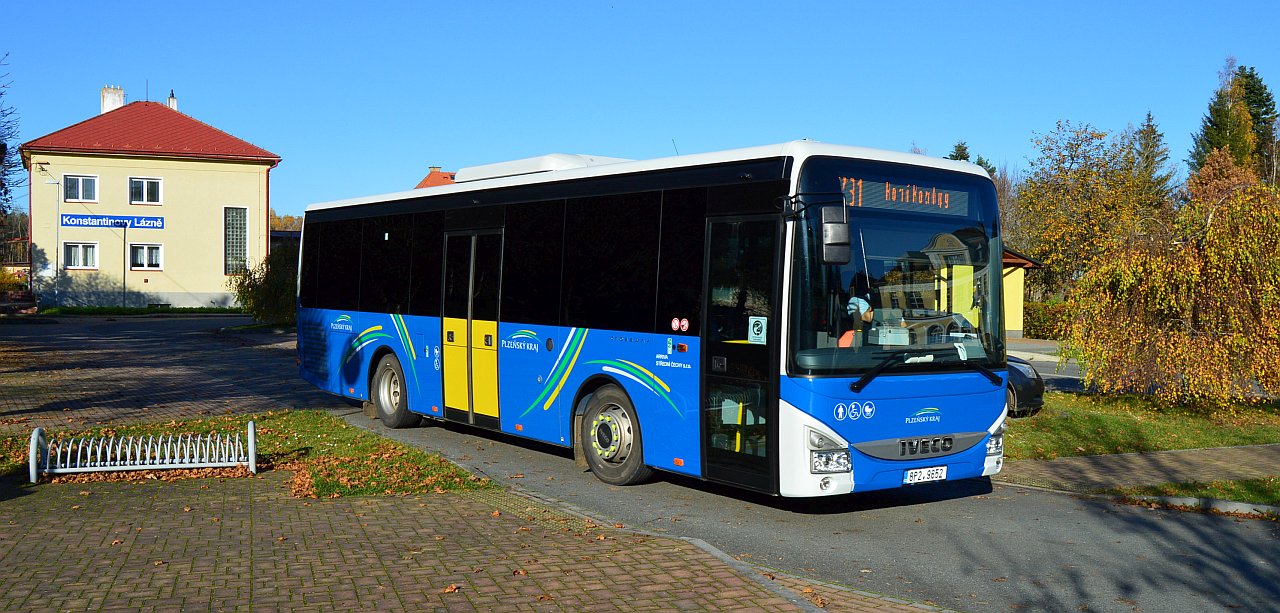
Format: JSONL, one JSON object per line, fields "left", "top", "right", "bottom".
{"left": 1007, "top": 355, "right": 1045, "bottom": 418}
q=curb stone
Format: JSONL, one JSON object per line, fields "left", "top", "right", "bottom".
{"left": 752, "top": 566, "right": 962, "bottom": 613}
{"left": 996, "top": 480, "right": 1280, "bottom": 520}
{"left": 1123, "top": 495, "right": 1280, "bottom": 517}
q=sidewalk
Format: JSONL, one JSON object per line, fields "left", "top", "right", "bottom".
{"left": 997, "top": 444, "right": 1280, "bottom": 492}
{"left": 0, "top": 318, "right": 922, "bottom": 612}
{"left": 0, "top": 317, "right": 1273, "bottom": 611}
{"left": 1007, "top": 336, "right": 1064, "bottom": 367}
{"left": 0, "top": 471, "right": 824, "bottom": 612}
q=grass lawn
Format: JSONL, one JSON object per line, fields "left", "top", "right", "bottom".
{"left": 1103, "top": 477, "right": 1280, "bottom": 508}
{"left": 1005, "top": 391, "right": 1280, "bottom": 461}
{"left": 1006, "top": 392, "right": 1280, "bottom": 508}
{"left": 3, "top": 410, "right": 491, "bottom": 498}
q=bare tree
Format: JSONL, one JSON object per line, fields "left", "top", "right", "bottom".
{"left": 0, "top": 52, "right": 22, "bottom": 216}
{"left": 994, "top": 163, "right": 1024, "bottom": 248}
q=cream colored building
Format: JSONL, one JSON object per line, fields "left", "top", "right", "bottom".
{"left": 20, "top": 88, "right": 280, "bottom": 307}
{"left": 1000, "top": 247, "right": 1043, "bottom": 338}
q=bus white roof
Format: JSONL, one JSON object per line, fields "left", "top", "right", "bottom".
{"left": 306, "top": 140, "right": 991, "bottom": 212}
{"left": 454, "top": 153, "right": 634, "bottom": 182}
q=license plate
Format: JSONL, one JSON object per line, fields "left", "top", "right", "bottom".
{"left": 903, "top": 466, "right": 947, "bottom": 484}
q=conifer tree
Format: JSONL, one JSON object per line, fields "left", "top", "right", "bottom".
{"left": 1235, "top": 65, "right": 1278, "bottom": 183}
{"left": 1133, "top": 111, "right": 1176, "bottom": 203}
{"left": 1189, "top": 58, "right": 1257, "bottom": 173}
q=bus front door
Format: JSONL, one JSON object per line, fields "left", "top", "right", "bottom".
{"left": 702, "top": 217, "right": 779, "bottom": 494}
{"left": 442, "top": 232, "right": 502, "bottom": 429}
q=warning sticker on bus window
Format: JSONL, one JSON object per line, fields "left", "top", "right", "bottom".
{"left": 748, "top": 317, "right": 767, "bottom": 345}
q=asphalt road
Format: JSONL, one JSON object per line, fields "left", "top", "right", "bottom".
{"left": 350, "top": 410, "right": 1280, "bottom": 613}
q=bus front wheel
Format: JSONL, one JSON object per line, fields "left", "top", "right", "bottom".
{"left": 580, "top": 386, "right": 652, "bottom": 485}
{"left": 372, "top": 354, "right": 420, "bottom": 429}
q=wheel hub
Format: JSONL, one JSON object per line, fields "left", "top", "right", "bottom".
{"left": 590, "top": 405, "right": 633, "bottom": 463}
{"left": 378, "top": 367, "right": 401, "bottom": 411}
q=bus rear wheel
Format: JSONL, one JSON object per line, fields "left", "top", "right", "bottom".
{"left": 580, "top": 386, "right": 652, "bottom": 486}
{"left": 373, "top": 354, "right": 420, "bottom": 429}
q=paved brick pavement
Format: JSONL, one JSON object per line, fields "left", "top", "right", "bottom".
{"left": 0, "top": 316, "right": 346, "bottom": 435}
{"left": 0, "top": 472, "right": 812, "bottom": 612}
{"left": 0, "top": 316, "right": 936, "bottom": 612}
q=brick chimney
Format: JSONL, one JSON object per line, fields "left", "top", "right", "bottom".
{"left": 166, "top": 89, "right": 178, "bottom": 111}
{"left": 100, "top": 85, "right": 125, "bottom": 114}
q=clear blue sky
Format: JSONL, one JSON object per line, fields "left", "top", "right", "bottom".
{"left": 6, "top": 2, "right": 1278, "bottom": 216}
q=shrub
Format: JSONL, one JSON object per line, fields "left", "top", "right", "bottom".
{"left": 1023, "top": 301, "right": 1071, "bottom": 340}
{"left": 228, "top": 246, "right": 297, "bottom": 325}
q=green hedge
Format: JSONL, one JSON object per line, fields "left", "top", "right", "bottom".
{"left": 228, "top": 246, "right": 298, "bottom": 326}
{"left": 1023, "top": 301, "right": 1071, "bottom": 340}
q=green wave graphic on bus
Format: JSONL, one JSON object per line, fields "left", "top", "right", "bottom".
{"left": 507, "top": 330, "right": 538, "bottom": 341}
{"left": 585, "top": 358, "right": 683, "bottom": 419}
{"left": 520, "top": 328, "right": 587, "bottom": 417}
{"left": 388, "top": 314, "right": 418, "bottom": 383}
{"left": 341, "top": 325, "right": 393, "bottom": 366}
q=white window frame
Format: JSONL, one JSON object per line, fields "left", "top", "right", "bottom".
{"left": 129, "top": 243, "right": 164, "bottom": 271}
{"left": 63, "top": 174, "right": 99, "bottom": 203}
{"left": 129, "top": 176, "right": 163, "bottom": 205}
{"left": 62, "top": 241, "right": 99, "bottom": 270}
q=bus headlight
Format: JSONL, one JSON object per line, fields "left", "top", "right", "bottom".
{"left": 812, "top": 450, "right": 851, "bottom": 473}
{"left": 985, "top": 433, "right": 1004, "bottom": 456}
{"left": 808, "top": 427, "right": 851, "bottom": 474}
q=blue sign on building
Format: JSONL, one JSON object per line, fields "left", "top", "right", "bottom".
{"left": 60, "top": 214, "right": 164, "bottom": 229}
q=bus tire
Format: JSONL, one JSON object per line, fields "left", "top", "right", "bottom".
{"left": 372, "top": 354, "right": 420, "bottom": 429}
{"left": 580, "top": 385, "right": 652, "bottom": 486}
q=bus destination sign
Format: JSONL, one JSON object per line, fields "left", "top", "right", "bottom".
{"left": 839, "top": 177, "right": 969, "bottom": 217}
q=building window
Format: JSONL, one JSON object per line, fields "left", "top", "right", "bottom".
{"left": 63, "top": 242, "right": 98, "bottom": 269}
{"left": 129, "top": 244, "right": 163, "bottom": 270}
{"left": 224, "top": 207, "right": 247, "bottom": 275}
{"left": 907, "top": 291, "right": 926, "bottom": 310}
{"left": 64, "top": 175, "right": 97, "bottom": 202}
{"left": 129, "top": 177, "right": 162, "bottom": 205}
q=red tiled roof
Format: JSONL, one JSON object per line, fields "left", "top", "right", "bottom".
{"left": 415, "top": 169, "right": 456, "bottom": 188}
{"left": 20, "top": 101, "right": 280, "bottom": 166}
{"left": 1002, "top": 246, "right": 1045, "bottom": 269}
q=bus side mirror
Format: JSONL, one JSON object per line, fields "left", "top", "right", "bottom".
{"left": 820, "top": 206, "right": 851, "bottom": 265}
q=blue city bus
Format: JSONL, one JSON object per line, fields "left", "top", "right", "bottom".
{"left": 297, "top": 141, "right": 1007, "bottom": 497}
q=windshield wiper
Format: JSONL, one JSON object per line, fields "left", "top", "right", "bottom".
{"left": 960, "top": 360, "right": 1002, "bottom": 387}
{"left": 849, "top": 350, "right": 925, "bottom": 393}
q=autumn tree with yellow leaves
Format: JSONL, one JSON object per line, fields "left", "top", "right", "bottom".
{"left": 1013, "top": 121, "right": 1173, "bottom": 299}
{"left": 270, "top": 208, "right": 303, "bottom": 231}
{"left": 1064, "top": 149, "right": 1280, "bottom": 410}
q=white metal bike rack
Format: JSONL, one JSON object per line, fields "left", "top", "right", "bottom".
{"left": 29, "top": 421, "right": 257, "bottom": 483}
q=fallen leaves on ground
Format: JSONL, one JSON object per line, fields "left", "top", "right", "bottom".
{"left": 45, "top": 466, "right": 251, "bottom": 486}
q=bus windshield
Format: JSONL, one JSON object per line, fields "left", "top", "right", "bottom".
{"left": 790, "top": 157, "right": 1005, "bottom": 376}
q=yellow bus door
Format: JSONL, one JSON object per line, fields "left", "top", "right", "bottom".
{"left": 441, "top": 232, "right": 502, "bottom": 429}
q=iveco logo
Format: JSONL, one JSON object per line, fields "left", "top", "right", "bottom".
{"left": 900, "top": 436, "right": 954, "bottom": 457}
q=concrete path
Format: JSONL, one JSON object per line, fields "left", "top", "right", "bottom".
{"left": 1000, "top": 444, "right": 1280, "bottom": 492}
